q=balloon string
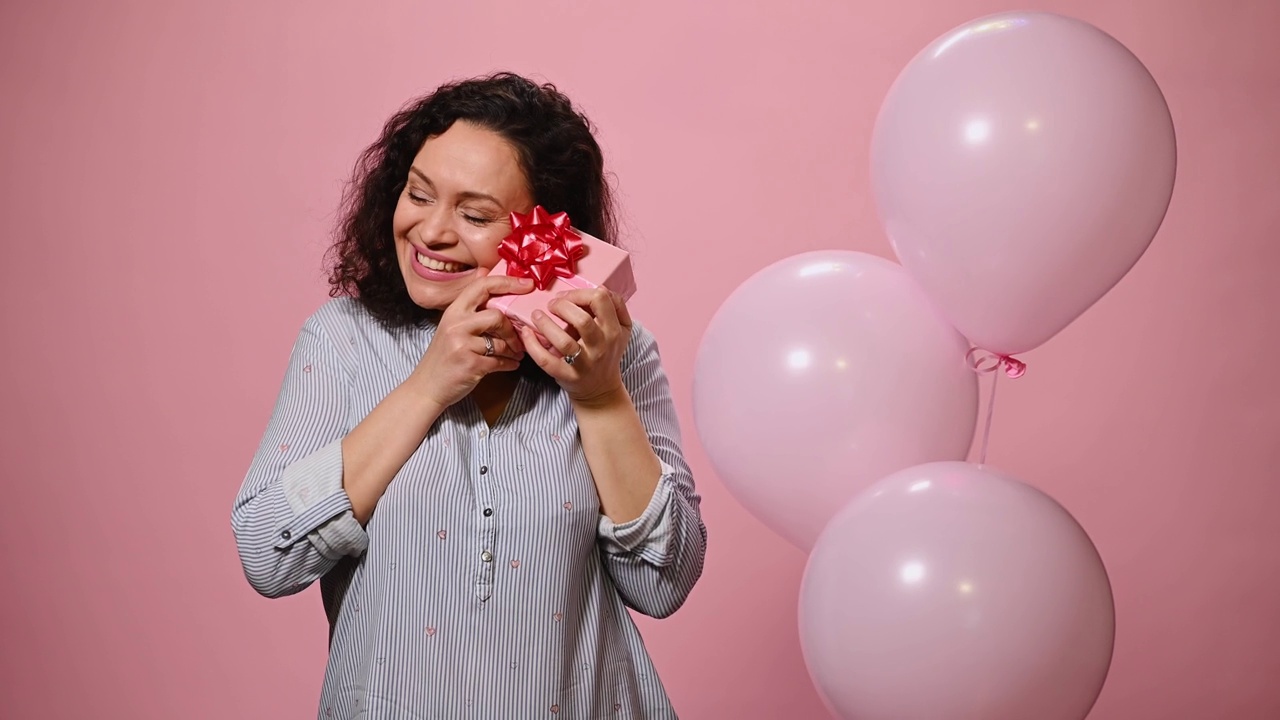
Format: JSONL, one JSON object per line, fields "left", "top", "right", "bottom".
{"left": 978, "top": 370, "right": 999, "bottom": 466}
{"left": 964, "top": 348, "right": 1027, "bottom": 467}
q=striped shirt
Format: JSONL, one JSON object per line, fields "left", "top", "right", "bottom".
{"left": 231, "top": 297, "right": 707, "bottom": 719}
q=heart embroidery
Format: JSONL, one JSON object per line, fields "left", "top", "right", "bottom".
{"left": 550, "top": 433, "right": 561, "bottom": 442}
{"left": 510, "top": 559, "right": 521, "bottom": 569}
{"left": 437, "top": 530, "right": 447, "bottom": 540}
{"left": 302, "top": 364, "right": 312, "bottom": 374}
{"left": 550, "top": 705, "right": 560, "bottom": 714}
{"left": 563, "top": 501, "right": 573, "bottom": 511}
{"left": 553, "top": 612, "right": 563, "bottom": 622}
{"left": 614, "top": 703, "right": 622, "bottom": 711}
{"left": 279, "top": 443, "right": 289, "bottom": 452}
{"left": 425, "top": 626, "right": 436, "bottom": 637}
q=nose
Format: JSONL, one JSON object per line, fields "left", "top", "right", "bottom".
{"left": 419, "top": 203, "right": 458, "bottom": 246}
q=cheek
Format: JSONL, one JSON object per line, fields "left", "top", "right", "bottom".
{"left": 466, "top": 230, "right": 507, "bottom": 268}
{"left": 391, "top": 197, "right": 414, "bottom": 239}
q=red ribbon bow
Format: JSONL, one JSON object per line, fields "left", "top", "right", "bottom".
{"left": 965, "top": 348, "right": 1027, "bottom": 379}
{"left": 498, "top": 206, "right": 585, "bottom": 291}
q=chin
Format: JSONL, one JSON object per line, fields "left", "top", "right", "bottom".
{"left": 396, "top": 273, "right": 443, "bottom": 312}
{"left": 406, "top": 288, "right": 452, "bottom": 312}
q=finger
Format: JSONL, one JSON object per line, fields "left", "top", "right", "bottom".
{"left": 547, "top": 296, "right": 600, "bottom": 345}
{"left": 483, "top": 355, "right": 522, "bottom": 374}
{"left": 488, "top": 322, "right": 525, "bottom": 358}
{"left": 531, "top": 309, "right": 582, "bottom": 358}
{"left": 473, "top": 334, "right": 523, "bottom": 361}
{"left": 496, "top": 322, "right": 525, "bottom": 356}
{"left": 456, "top": 272, "right": 536, "bottom": 312}
{"left": 457, "top": 309, "right": 524, "bottom": 357}
{"left": 556, "top": 288, "right": 617, "bottom": 323}
{"left": 463, "top": 312, "right": 524, "bottom": 361}
{"left": 582, "top": 288, "right": 620, "bottom": 329}
{"left": 519, "top": 325, "right": 568, "bottom": 377}
{"left": 609, "top": 291, "right": 633, "bottom": 329}
{"left": 469, "top": 309, "right": 525, "bottom": 355}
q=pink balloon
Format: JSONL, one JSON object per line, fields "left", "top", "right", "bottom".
{"left": 800, "top": 462, "right": 1115, "bottom": 720}
{"left": 871, "top": 11, "right": 1176, "bottom": 355}
{"left": 693, "top": 251, "right": 977, "bottom": 549}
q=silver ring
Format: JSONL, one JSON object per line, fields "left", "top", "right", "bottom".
{"left": 563, "top": 348, "right": 582, "bottom": 365}
{"left": 483, "top": 335, "right": 495, "bottom": 357}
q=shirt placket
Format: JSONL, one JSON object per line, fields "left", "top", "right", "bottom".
{"left": 474, "top": 424, "right": 498, "bottom": 602}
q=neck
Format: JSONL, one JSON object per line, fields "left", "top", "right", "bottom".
{"left": 473, "top": 371, "right": 519, "bottom": 427}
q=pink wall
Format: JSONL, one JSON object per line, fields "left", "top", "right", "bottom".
{"left": 2, "top": 1, "right": 1277, "bottom": 717}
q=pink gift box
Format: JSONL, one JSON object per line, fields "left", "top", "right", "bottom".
{"left": 484, "top": 207, "right": 637, "bottom": 344}
{"left": 487, "top": 231, "right": 636, "bottom": 341}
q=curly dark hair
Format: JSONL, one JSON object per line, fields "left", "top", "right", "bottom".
{"left": 325, "top": 72, "right": 617, "bottom": 330}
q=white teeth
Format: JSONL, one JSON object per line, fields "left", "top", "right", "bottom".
{"left": 417, "top": 252, "right": 469, "bottom": 273}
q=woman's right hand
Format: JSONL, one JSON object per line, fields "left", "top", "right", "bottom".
{"left": 408, "top": 270, "right": 534, "bottom": 409}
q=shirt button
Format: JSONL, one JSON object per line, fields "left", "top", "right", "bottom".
{"left": 483, "top": 508, "right": 493, "bottom": 517}
{"left": 481, "top": 551, "right": 494, "bottom": 563}
{"left": 280, "top": 529, "right": 292, "bottom": 540}
{"left": 479, "top": 465, "right": 489, "bottom": 475}
{"left": 478, "top": 428, "right": 488, "bottom": 438}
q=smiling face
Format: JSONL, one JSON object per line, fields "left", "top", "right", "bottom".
{"left": 392, "top": 121, "right": 535, "bottom": 311}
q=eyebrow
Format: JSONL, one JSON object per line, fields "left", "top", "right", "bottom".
{"left": 409, "top": 167, "right": 503, "bottom": 206}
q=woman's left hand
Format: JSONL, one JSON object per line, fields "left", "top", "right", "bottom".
{"left": 520, "top": 288, "right": 632, "bottom": 406}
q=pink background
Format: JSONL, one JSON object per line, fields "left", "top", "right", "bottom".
{"left": 2, "top": 0, "right": 1277, "bottom": 718}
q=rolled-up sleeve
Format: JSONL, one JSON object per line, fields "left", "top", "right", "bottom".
{"left": 597, "top": 325, "right": 707, "bottom": 619}
{"left": 231, "top": 311, "right": 368, "bottom": 599}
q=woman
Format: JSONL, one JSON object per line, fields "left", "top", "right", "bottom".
{"left": 231, "top": 73, "right": 707, "bottom": 718}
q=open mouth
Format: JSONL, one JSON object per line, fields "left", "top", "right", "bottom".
{"left": 414, "top": 250, "right": 474, "bottom": 275}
